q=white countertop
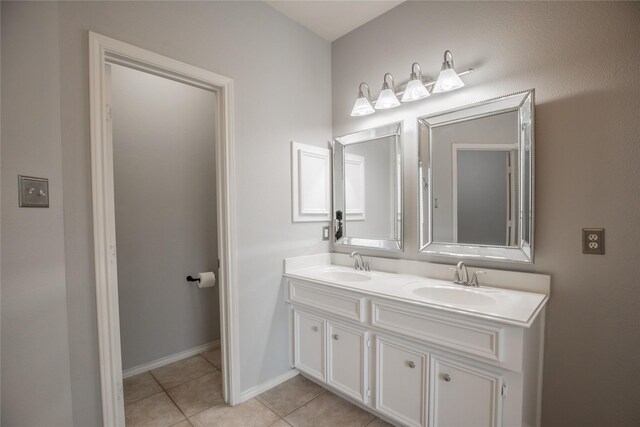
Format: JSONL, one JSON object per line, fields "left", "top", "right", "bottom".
{"left": 285, "top": 263, "right": 548, "bottom": 327}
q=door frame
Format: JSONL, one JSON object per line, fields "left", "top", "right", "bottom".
{"left": 88, "top": 32, "right": 240, "bottom": 426}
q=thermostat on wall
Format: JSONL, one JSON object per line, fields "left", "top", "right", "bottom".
{"left": 18, "top": 175, "right": 49, "bottom": 208}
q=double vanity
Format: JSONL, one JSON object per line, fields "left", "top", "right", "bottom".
{"left": 284, "top": 254, "right": 549, "bottom": 427}
{"left": 286, "top": 90, "right": 545, "bottom": 426}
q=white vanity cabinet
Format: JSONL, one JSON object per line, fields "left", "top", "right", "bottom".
{"left": 326, "top": 321, "right": 369, "bottom": 402}
{"left": 293, "top": 307, "right": 369, "bottom": 402}
{"left": 375, "top": 336, "right": 428, "bottom": 427}
{"left": 286, "top": 276, "right": 546, "bottom": 427}
{"left": 430, "top": 357, "right": 503, "bottom": 427}
{"left": 292, "top": 309, "right": 326, "bottom": 382}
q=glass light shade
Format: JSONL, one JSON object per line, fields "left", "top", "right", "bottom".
{"left": 401, "top": 79, "right": 430, "bottom": 102}
{"left": 432, "top": 68, "right": 465, "bottom": 93}
{"left": 375, "top": 88, "right": 401, "bottom": 110}
{"left": 351, "top": 96, "right": 375, "bottom": 116}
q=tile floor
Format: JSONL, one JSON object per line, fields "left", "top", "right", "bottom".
{"left": 123, "top": 347, "right": 393, "bottom": 427}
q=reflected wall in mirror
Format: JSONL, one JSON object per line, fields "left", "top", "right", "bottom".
{"left": 334, "top": 122, "right": 403, "bottom": 251}
{"left": 418, "top": 90, "right": 534, "bottom": 263}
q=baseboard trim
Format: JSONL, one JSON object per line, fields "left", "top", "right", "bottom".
{"left": 239, "top": 369, "right": 300, "bottom": 402}
{"left": 122, "top": 340, "right": 221, "bottom": 379}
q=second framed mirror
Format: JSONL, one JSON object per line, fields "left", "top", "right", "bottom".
{"left": 418, "top": 90, "right": 534, "bottom": 263}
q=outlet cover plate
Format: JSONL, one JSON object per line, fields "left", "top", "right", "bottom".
{"left": 18, "top": 175, "right": 49, "bottom": 208}
{"left": 582, "top": 228, "right": 604, "bottom": 254}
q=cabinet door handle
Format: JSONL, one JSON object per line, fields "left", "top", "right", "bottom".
{"left": 408, "top": 361, "right": 416, "bottom": 368}
{"left": 312, "top": 326, "right": 319, "bottom": 332}
{"left": 442, "top": 373, "right": 452, "bottom": 382}
{"left": 333, "top": 334, "right": 339, "bottom": 340}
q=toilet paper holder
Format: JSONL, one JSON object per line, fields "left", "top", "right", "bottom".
{"left": 186, "top": 275, "right": 201, "bottom": 283}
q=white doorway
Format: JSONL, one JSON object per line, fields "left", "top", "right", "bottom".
{"left": 89, "top": 32, "right": 240, "bottom": 426}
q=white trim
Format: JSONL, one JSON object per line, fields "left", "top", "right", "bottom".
{"left": 122, "top": 341, "right": 220, "bottom": 379}
{"left": 239, "top": 369, "right": 301, "bottom": 402}
{"left": 89, "top": 32, "right": 240, "bottom": 427}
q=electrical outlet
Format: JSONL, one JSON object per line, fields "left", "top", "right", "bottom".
{"left": 322, "top": 226, "right": 330, "bottom": 241}
{"left": 18, "top": 175, "right": 49, "bottom": 208}
{"left": 582, "top": 228, "right": 605, "bottom": 254}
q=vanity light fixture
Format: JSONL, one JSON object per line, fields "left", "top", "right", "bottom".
{"left": 432, "top": 50, "right": 465, "bottom": 93}
{"left": 350, "top": 82, "right": 375, "bottom": 116}
{"left": 374, "top": 73, "right": 401, "bottom": 110}
{"left": 401, "top": 63, "right": 430, "bottom": 103}
{"left": 349, "top": 50, "right": 474, "bottom": 117}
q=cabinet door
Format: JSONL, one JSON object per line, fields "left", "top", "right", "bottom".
{"left": 431, "top": 357, "right": 502, "bottom": 427}
{"left": 375, "top": 337, "right": 427, "bottom": 427}
{"left": 293, "top": 309, "right": 325, "bottom": 381}
{"left": 327, "top": 322, "right": 368, "bottom": 403}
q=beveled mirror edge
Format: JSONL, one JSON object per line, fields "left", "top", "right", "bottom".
{"left": 333, "top": 121, "right": 404, "bottom": 252}
{"left": 418, "top": 89, "right": 535, "bottom": 264}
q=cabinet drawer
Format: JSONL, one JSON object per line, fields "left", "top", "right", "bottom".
{"left": 371, "top": 300, "right": 503, "bottom": 362}
{"left": 288, "top": 279, "right": 366, "bottom": 322}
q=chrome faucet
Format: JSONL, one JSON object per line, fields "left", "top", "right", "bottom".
{"left": 449, "top": 261, "right": 485, "bottom": 287}
{"left": 350, "top": 251, "right": 370, "bottom": 271}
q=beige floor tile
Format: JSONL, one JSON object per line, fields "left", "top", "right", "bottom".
{"left": 170, "top": 420, "right": 193, "bottom": 427}
{"left": 366, "top": 418, "right": 395, "bottom": 427}
{"left": 269, "top": 420, "right": 292, "bottom": 427}
{"left": 257, "top": 375, "right": 325, "bottom": 417}
{"left": 189, "top": 398, "right": 279, "bottom": 427}
{"left": 124, "top": 372, "right": 163, "bottom": 405}
{"left": 152, "top": 356, "right": 215, "bottom": 389}
{"left": 284, "top": 393, "right": 374, "bottom": 427}
{"left": 167, "top": 371, "right": 224, "bottom": 416}
{"left": 125, "top": 392, "right": 185, "bottom": 427}
{"left": 201, "top": 347, "right": 222, "bottom": 369}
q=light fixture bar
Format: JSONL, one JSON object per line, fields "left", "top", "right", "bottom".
{"left": 371, "top": 68, "right": 474, "bottom": 107}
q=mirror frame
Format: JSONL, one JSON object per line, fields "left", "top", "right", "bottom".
{"left": 333, "top": 122, "right": 403, "bottom": 252}
{"left": 418, "top": 90, "right": 535, "bottom": 263}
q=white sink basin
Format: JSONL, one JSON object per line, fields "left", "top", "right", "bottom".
{"left": 412, "top": 285, "right": 497, "bottom": 306}
{"left": 321, "top": 271, "right": 372, "bottom": 282}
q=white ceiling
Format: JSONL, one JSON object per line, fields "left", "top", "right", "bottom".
{"left": 265, "top": 1, "right": 404, "bottom": 42}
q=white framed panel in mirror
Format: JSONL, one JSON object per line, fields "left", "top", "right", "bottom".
{"left": 291, "top": 141, "right": 332, "bottom": 222}
{"left": 333, "top": 122, "right": 403, "bottom": 251}
{"left": 418, "top": 90, "right": 534, "bottom": 263}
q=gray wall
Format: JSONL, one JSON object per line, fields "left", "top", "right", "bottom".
{"left": 332, "top": 2, "right": 640, "bottom": 426}
{"left": 0, "top": 2, "right": 74, "bottom": 426}
{"left": 111, "top": 64, "right": 220, "bottom": 370}
{"left": 2, "top": 1, "right": 331, "bottom": 425}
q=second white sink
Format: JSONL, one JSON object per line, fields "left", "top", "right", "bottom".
{"left": 412, "top": 285, "right": 497, "bottom": 306}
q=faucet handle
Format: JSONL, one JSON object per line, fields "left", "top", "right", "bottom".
{"left": 364, "top": 258, "right": 371, "bottom": 272}
{"left": 470, "top": 271, "right": 486, "bottom": 287}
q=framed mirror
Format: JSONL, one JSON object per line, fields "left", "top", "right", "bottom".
{"left": 418, "top": 90, "right": 534, "bottom": 263}
{"left": 333, "top": 122, "right": 403, "bottom": 251}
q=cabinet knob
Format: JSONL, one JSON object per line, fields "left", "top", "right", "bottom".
{"left": 333, "top": 334, "right": 339, "bottom": 340}
{"left": 312, "top": 326, "right": 319, "bottom": 332}
{"left": 442, "top": 373, "right": 452, "bottom": 382}
{"left": 408, "top": 361, "right": 416, "bottom": 369}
